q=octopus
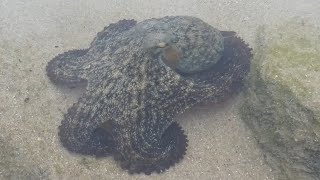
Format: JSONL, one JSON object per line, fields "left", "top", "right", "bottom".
{"left": 46, "top": 16, "right": 252, "bottom": 175}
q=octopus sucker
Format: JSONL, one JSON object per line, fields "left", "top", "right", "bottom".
{"left": 46, "top": 16, "right": 251, "bottom": 175}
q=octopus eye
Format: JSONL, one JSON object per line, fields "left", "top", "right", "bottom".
{"left": 158, "top": 42, "right": 167, "bottom": 48}
{"left": 162, "top": 46, "right": 182, "bottom": 69}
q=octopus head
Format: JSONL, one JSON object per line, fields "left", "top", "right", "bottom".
{"left": 142, "top": 16, "right": 224, "bottom": 75}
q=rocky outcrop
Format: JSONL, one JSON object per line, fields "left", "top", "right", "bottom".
{"left": 240, "top": 20, "right": 320, "bottom": 180}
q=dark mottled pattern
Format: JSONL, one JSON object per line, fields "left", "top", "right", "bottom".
{"left": 46, "top": 16, "right": 251, "bottom": 175}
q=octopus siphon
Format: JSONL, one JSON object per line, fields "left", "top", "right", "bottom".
{"left": 46, "top": 16, "right": 252, "bottom": 175}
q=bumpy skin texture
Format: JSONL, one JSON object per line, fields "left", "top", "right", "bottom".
{"left": 46, "top": 16, "right": 252, "bottom": 175}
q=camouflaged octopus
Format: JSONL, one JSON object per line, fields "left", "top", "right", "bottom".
{"left": 46, "top": 16, "right": 251, "bottom": 175}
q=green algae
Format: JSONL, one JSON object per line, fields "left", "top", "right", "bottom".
{"left": 259, "top": 21, "right": 320, "bottom": 100}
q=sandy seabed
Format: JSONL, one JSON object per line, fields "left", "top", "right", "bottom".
{"left": 0, "top": 0, "right": 319, "bottom": 179}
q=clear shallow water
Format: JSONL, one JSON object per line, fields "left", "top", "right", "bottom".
{"left": 0, "top": 0, "right": 319, "bottom": 179}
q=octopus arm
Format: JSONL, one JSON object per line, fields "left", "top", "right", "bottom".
{"left": 112, "top": 121, "right": 188, "bottom": 175}
{"left": 46, "top": 49, "right": 89, "bottom": 86}
{"left": 46, "top": 20, "right": 137, "bottom": 87}
{"left": 58, "top": 89, "right": 115, "bottom": 157}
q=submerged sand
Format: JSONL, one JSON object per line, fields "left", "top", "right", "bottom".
{"left": 0, "top": 0, "right": 319, "bottom": 179}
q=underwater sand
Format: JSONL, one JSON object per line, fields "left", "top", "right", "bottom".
{"left": 0, "top": 0, "right": 319, "bottom": 179}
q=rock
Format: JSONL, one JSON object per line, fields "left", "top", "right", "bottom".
{"left": 240, "top": 19, "right": 320, "bottom": 180}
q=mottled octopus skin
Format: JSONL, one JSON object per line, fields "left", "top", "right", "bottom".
{"left": 46, "top": 16, "right": 252, "bottom": 175}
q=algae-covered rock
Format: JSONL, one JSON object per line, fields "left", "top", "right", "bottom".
{"left": 240, "top": 20, "right": 320, "bottom": 180}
